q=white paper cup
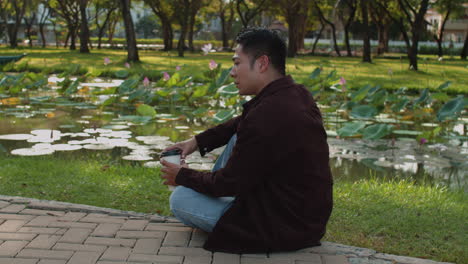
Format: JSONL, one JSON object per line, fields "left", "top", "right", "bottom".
{"left": 161, "top": 149, "right": 181, "bottom": 191}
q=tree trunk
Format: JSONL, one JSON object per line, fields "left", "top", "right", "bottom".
{"left": 24, "top": 13, "right": 36, "bottom": 47}
{"left": 220, "top": 6, "right": 228, "bottom": 49}
{"left": 434, "top": 10, "right": 451, "bottom": 58}
{"left": 312, "top": 21, "right": 325, "bottom": 55}
{"left": 287, "top": 18, "right": 298, "bottom": 57}
{"left": 39, "top": 25, "right": 46, "bottom": 48}
{"left": 160, "top": 17, "right": 173, "bottom": 51}
{"left": 120, "top": 0, "right": 140, "bottom": 61}
{"left": 344, "top": 27, "right": 351, "bottom": 56}
{"left": 361, "top": 0, "right": 371, "bottom": 62}
{"left": 460, "top": 33, "right": 467, "bottom": 60}
{"left": 69, "top": 25, "right": 77, "bottom": 50}
{"left": 188, "top": 8, "right": 195, "bottom": 52}
{"left": 176, "top": 0, "right": 190, "bottom": 57}
{"left": 407, "top": 0, "right": 429, "bottom": 70}
{"left": 79, "top": 0, "right": 90, "bottom": 53}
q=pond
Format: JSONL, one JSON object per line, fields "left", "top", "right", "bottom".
{"left": 0, "top": 74, "right": 466, "bottom": 191}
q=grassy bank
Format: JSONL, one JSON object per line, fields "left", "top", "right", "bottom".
{"left": 0, "top": 154, "right": 465, "bottom": 263}
{"left": 1, "top": 46, "right": 467, "bottom": 94}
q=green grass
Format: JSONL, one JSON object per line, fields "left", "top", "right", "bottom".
{"left": 0, "top": 153, "right": 465, "bottom": 262}
{"left": 1, "top": 46, "right": 467, "bottom": 94}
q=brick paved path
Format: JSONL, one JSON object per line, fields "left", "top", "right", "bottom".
{"left": 0, "top": 196, "right": 451, "bottom": 264}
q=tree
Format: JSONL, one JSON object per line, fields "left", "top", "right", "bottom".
{"left": 135, "top": 14, "right": 160, "bottom": 38}
{"left": 461, "top": 33, "right": 468, "bottom": 60}
{"left": 50, "top": 0, "right": 81, "bottom": 50}
{"left": 313, "top": 0, "right": 341, "bottom": 56}
{"left": 144, "top": 0, "right": 174, "bottom": 51}
{"left": 120, "top": 0, "right": 139, "bottom": 62}
{"left": 1, "top": 0, "right": 27, "bottom": 48}
{"left": 432, "top": 0, "right": 465, "bottom": 57}
{"left": 188, "top": 0, "right": 206, "bottom": 51}
{"left": 379, "top": 0, "right": 430, "bottom": 70}
{"left": 369, "top": 0, "right": 392, "bottom": 55}
{"left": 236, "top": 0, "right": 268, "bottom": 28}
{"left": 272, "top": 0, "right": 310, "bottom": 57}
{"left": 173, "top": 0, "right": 190, "bottom": 57}
{"left": 338, "top": 0, "right": 357, "bottom": 57}
{"left": 360, "top": 0, "right": 371, "bottom": 62}
{"left": 92, "top": 0, "right": 118, "bottom": 49}
{"left": 79, "top": 0, "right": 90, "bottom": 53}
{"left": 38, "top": 1, "right": 52, "bottom": 48}
{"left": 217, "top": 0, "right": 235, "bottom": 50}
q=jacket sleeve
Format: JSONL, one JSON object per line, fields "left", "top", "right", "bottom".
{"left": 195, "top": 116, "right": 241, "bottom": 156}
{"left": 176, "top": 111, "right": 273, "bottom": 197}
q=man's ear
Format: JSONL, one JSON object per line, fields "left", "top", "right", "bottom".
{"left": 257, "top": 55, "right": 270, "bottom": 73}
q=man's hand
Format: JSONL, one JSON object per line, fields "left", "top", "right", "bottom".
{"left": 163, "top": 137, "right": 198, "bottom": 160}
{"left": 160, "top": 159, "right": 188, "bottom": 186}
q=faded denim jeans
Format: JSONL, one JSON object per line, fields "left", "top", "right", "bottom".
{"left": 169, "top": 134, "right": 237, "bottom": 232}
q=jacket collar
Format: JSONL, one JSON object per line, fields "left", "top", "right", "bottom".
{"left": 242, "top": 75, "right": 294, "bottom": 111}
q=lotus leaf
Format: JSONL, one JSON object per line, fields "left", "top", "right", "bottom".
{"left": 136, "top": 104, "right": 157, "bottom": 118}
{"left": 213, "top": 109, "right": 235, "bottom": 123}
{"left": 360, "top": 158, "right": 386, "bottom": 172}
{"left": 118, "top": 78, "right": 139, "bottom": 94}
{"left": 309, "top": 67, "right": 321, "bottom": 80}
{"left": 414, "top": 88, "right": 430, "bottom": 105}
{"left": 119, "top": 115, "right": 152, "bottom": 123}
{"left": 363, "top": 124, "right": 393, "bottom": 139}
{"left": 216, "top": 67, "right": 232, "bottom": 87}
{"left": 437, "top": 96, "right": 466, "bottom": 121}
{"left": 114, "top": 70, "right": 129, "bottom": 78}
{"left": 218, "top": 83, "right": 238, "bottom": 96}
{"left": 167, "top": 73, "right": 180, "bottom": 87}
{"left": 350, "top": 105, "right": 378, "bottom": 119}
{"left": 351, "top": 84, "right": 372, "bottom": 103}
{"left": 437, "top": 81, "right": 451, "bottom": 90}
{"left": 337, "top": 122, "right": 366, "bottom": 137}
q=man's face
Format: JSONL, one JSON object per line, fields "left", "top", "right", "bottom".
{"left": 230, "top": 44, "right": 261, "bottom": 96}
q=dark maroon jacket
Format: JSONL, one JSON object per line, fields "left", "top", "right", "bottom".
{"left": 176, "top": 75, "right": 333, "bottom": 254}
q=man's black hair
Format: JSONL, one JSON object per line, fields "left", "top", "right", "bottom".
{"left": 235, "top": 27, "right": 286, "bottom": 75}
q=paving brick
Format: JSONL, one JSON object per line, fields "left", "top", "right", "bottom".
{"left": 269, "top": 252, "right": 321, "bottom": 262}
{"left": 19, "top": 209, "right": 65, "bottom": 217}
{"left": 28, "top": 202, "right": 69, "bottom": 211}
{"left": 190, "top": 229, "right": 208, "bottom": 242}
{"left": 79, "top": 215, "right": 126, "bottom": 224}
{"left": 212, "top": 252, "right": 240, "bottom": 264}
{"left": 59, "top": 228, "right": 92, "bottom": 243}
{"left": 183, "top": 256, "right": 213, "bottom": 264}
{"left": 67, "top": 251, "right": 102, "bottom": 264}
{"left": 17, "top": 249, "right": 74, "bottom": 260}
{"left": 0, "top": 220, "right": 28, "bottom": 232}
{"left": 26, "top": 235, "right": 61, "bottom": 249}
{"left": 57, "top": 212, "right": 87, "bottom": 222}
{"left": 17, "top": 227, "right": 60, "bottom": 234}
{"left": 116, "top": 231, "right": 165, "bottom": 239}
{"left": 0, "top": 204, "right": 26, "bottom": 213}
{"left": 322, "top": 255, "right": 349, "bottom": 264}
{"left": 132, "top": 238, "right": 162, "bottom": 254}
{"left": 54, "top": 229, "right": 67, "bottom": 235}
{"left": 240, "top": 257, "right": 294, "bottom": 264}
{"left": 163, "top": 231, "right": 190, "bottom": 247}
{"left": 37, "top": 260, "right": 66, "bottom": 264}
{"left": 0, "top": 214, "right": 34, "bottom": 221}
{"left": 145, "top": 224, "right": 192, "bottom": 232}
{"left": 0, "top": 202, "right": 10, "bottom": 209}
{"left": 100, "top": 246, "right": 131, "bottom": 261}
{"left": 0, "top": 258, "right": 39, "bottom": 264}
{"left": 120, "top": 220, "right": 149, "bottom": 231}
{"left": 188, "top": 239, "right": 204, "bottom": 248}
{"left": 91, "top": 223, "right": 121, "bottom": 237}
{"left": 296, "top": 261, "right": 324, "bottom": 264}
{"left": 24, "top": 216, "right": 57, "bottom": 227}
{"left": 128, "top": 253, "right": 183, "bottom": 263}
{"left": 0, "top": 233, "right": 36, "bottom": 241}
{"left": 85, "top": 237, "right": 136, "bottom": 247}
{"left": 48, "top": 221, "right": 97, "bottom": 229}
{"left": 158, "top": 247, "right": 211, "bottom": 257}
{"left": 53, "top": 243, "right": 106, "bottom": 253}
{"left": 0, "top": 241, "right": 29, "bottom": 257}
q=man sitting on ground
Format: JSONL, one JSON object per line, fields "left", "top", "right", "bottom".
{"left": 160, "top": 27, "right": 333, "bottom": 254}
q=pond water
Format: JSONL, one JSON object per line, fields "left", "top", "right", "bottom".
{"left": 0, "top": 76, "right": 466, "bottom": 191}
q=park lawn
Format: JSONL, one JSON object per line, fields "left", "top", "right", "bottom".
{"left": 0, "top": 46, "right": 467, "bottom": 94}
{"left": 0, "top": 153, "right": 466, "bottom": 263}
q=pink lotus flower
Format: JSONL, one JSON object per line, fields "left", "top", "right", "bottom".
{"left": 419, "top": 138, "right": 427, "bottom": 145}
{"left": 125, "top": 62, "right": 130, "bottom": 68}
{"left": 202, "top": 43, "right": 215, "bottom": 55}
{"left": 163, "top": 72, "right": 170, "bottom": 81}
{"left": 339, "top": 77, "right": 346, "bottom": 92}
{"left": 143, "top": 77, "right": 150, "bottom": 87}
{"left": 209, "top": 59, "right": 218, "bottom": 71}
{"left": 175, "top": 65, "right": 181, "bottom": 71}
{"left": 104, "top": 57, "right": 110, "bottom": 65}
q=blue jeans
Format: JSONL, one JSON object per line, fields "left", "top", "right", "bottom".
{"left": 169, "top": 135, "right": 237, "bottom": 232}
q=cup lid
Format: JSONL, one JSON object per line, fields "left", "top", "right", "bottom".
{"left": 161, "top": 149, "right": 182, "bottom": 157}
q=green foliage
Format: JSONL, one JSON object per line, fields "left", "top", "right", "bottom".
{"left": 437, "top": 96, "right": 466, "bottom": 121}
{"left": 136, "top": 104, "right": 157, "bottom": 118}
